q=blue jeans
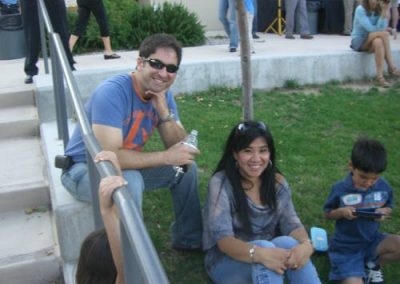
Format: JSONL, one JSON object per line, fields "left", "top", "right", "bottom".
{"left": 218, "top": 0, "right": 239, "bottom": 48}
{"left": 252, "top": 0, "right": 258, "bottom": 34}
{"left": 208, "top": 236, "right": 321, "bottom": 284}
{"left": 61, "top": 162, "right": 203, "bottom": 249}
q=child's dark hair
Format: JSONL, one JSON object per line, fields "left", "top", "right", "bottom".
{"left": 351, "top": 137, "right": 387, "bottom": 173}
{"left": 76, "top": 228, "right": 117, "bottom": 284}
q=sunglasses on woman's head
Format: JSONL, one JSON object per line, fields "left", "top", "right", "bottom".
{"left": 237, "top": 121, "right": 267, "bottom": 132}
{"left": 142, "top": 58, "right": 179, "bottom": 73}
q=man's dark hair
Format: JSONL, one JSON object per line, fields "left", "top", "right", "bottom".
{"left": 139, "top": 33, "right": 182, "bottom": 65}
{"left": 351, "top": 137, "right": 387, "bottom": 173}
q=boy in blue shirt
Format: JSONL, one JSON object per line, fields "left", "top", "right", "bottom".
{"left": 324, "top": 137, "right": 400, "bottom": 284}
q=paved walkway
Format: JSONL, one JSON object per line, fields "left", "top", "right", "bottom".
{"left": 3, "top": 33, "right": 400, "bottom": 94}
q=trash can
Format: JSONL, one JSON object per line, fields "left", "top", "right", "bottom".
{"left": 0, "top": 13, "right": 26, "bottom": 60}
{"left": 295, "top": 0, "right": 321, "bottom": 35}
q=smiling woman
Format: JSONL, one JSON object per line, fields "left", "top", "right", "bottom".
{"left": 202, "top": 120, "right": 321, "bottom": 284}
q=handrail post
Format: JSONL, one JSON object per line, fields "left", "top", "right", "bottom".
{"left": 37, "top": 0, "right": 49, "bottom": 74}
{"left": 120, "top": 223, "right": 145, "bottom": 283}
{"left": 87, "top": 150, "right": 104, "bottom": 229}
{"left": 49, "top": 33, "right": 69, "bottom": 145}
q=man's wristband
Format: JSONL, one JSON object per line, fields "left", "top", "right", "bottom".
{"left": 159, "top": 113, "right": 175, "bottom": 124}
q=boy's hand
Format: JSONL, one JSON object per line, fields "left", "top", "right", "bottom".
{"left": 375, "top": 207, "right": 392, "bottom": 221}
{"left": 326, "top": 206, "right": 356, "bottom": 220}
{"left": 341, "top": 207, "right": 357, "bottom": 220}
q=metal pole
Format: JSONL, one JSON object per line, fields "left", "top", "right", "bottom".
{"left": 116, "top": 189, "right": 170, "bottom": 284}
{"left": 87, "top": 150, "right": 104, "bottom": 229}
{"left": 49, "top": 34, "right": 69, "bottom": 145}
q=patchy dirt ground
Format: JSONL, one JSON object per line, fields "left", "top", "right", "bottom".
{"left": 278, "top": 78, "right": 399, "bottom": 96}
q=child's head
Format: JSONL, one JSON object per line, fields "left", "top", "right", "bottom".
{"left": 76, "top": 228, "right": 117, "bottom": 284}
{"left": 350, "top": 137, "right": 387, "bottom": 189}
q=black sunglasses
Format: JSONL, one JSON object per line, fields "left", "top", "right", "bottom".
{"left": 142, "top": 58, "right": 179, "bottom": 73}
{"left": 237, "top": 121, "right": 266, "bottom": 132}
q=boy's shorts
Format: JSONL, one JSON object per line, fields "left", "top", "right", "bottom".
{"left": 328, "top": 233, "right": 386, "bottom": 281}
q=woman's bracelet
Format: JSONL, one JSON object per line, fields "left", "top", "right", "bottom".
{"left": 300, "top": 239, "right": 314, "bottom": 251}
{"left": 249, "top": 244, "right": 256, "bottom": 263}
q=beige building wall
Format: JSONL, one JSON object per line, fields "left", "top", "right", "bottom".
{"left": 66, "top": 0, "right": 223, "bottom": 32}
{"left": 151, "top": 0, "right": 222, "bottom": 32}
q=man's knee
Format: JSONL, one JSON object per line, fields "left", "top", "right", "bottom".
{"left": 122, "top": 170, "right": 145, "bottom": 204}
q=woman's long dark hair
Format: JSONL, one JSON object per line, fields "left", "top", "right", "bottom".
{"left": 213, "top": 121, "right": 279, "bottom": 234}
{"left": 76, "top": 228, "right": 117, "bottom": 284}
{"left": 362, "top": 0, "right": 382, "bottom": 15}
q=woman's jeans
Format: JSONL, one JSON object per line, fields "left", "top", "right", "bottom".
{"left": 61, "top": 162, "right": 203, "bottom": 249}
{"left": 208, "top": 236, "right": 321, "bottom": 284}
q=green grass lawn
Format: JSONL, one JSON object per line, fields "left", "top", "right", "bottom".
{"left": 142, "top": 81, "right": 400, "bottom": 283}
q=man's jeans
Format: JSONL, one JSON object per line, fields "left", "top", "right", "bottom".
{"left": 208, "top": 236, "right": 321, "bottom": 284}
{"left": 218, "top": 0, "right": 239, "bottom": 48}
{"left": 61, "top": 162, "right": 203, "bottom": 249}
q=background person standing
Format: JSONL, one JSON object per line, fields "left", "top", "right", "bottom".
{"left": 19, "top": 0, "right": 75, "bottom": 84}
{"left": 285, "top": 0, "right": 314, "bottom": 39}
{"left": 219, "top": 0, "right": 239, "bottom": 52}
{"left": 343, "top": 0, "right": 360, "bottom": 35}
{"left": 69, "top": 0, "right": 120, "bottom": 60}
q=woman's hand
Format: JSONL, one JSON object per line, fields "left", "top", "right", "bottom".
{"left": 286, "top": 241, "right": 314, "bottom": 270}
{"left": 255, "top": 247, "right": 291, "bottom": 275}
{"left": 379, "top": 0, "right": 390, "bottom": 16}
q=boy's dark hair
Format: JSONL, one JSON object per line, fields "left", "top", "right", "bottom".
{"left": 139, "top": 33, "right": 182, "bottom": 65}
{"left": 76, "top": 228, "right": 117, "bottom": 284}
{"left": 351, "top": 137, "right": 387, "bottom": 173}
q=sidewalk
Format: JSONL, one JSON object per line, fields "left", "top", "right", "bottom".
{"left": 3, "top": 33, "right": 400, "bottom": 94}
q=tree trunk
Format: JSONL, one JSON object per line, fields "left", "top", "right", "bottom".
{"left": 235, "top": 0, "right": 253, "bottom": 121}
{"left": 138, "top": 0, "right": 151, "bottom": 5}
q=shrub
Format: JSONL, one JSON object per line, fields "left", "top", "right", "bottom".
{"left": 67, "top": 0, "right": 205, "bottom": 54}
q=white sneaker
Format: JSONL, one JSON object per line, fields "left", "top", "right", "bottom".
{"left": 366, "top": 262, "right": 384, "bottom": 284}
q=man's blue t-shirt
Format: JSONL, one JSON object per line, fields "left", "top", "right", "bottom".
{"left": 323, "top": 172, "right": 393, "bottom": 251}
{"left": 64, "top": 73, "right": 180, "bottom": 162}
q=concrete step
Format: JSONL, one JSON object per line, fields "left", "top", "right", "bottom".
{"left": 0, "top": 137, "right": 49, "bottom": 213}
{"left": 0, "top": 105, "right": 39, "bottom": 138}
{"left": 0, "top": 209, "right": 62, "bottom": 284}
{"left": 0, "top": 87, "right": 35, "bottom": 108}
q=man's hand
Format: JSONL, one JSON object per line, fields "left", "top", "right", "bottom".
{"left": 145, "top": 90, "right": 170, "bottom": 117}
{"left": 163, "top": 142, "right": 200, "bottom": 166}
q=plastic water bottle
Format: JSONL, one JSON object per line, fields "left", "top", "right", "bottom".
{"left": 174, "top": 129, "right": 198, "bottom": 176}
{"left": 183, "top": 129, "right": 198, "bottom": 149}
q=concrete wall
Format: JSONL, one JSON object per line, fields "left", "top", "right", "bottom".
{"left": 152, "top": 0, "right": 221, "bottom": 31}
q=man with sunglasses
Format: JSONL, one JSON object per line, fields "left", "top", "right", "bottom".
{"left": 60, "top": 33, "right": 203, "bottom": 251}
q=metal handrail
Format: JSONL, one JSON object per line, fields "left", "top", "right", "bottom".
{"left": 36, "top": 0, "right": 169, "bottom": 283}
